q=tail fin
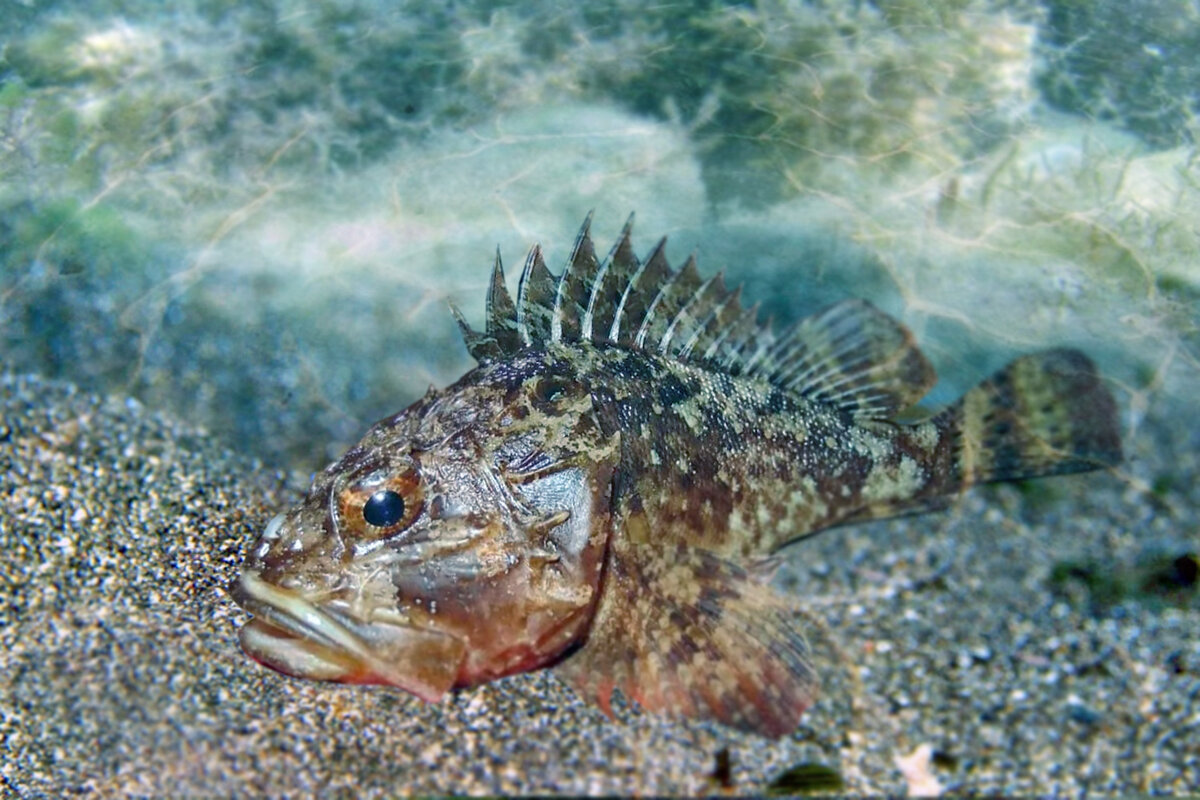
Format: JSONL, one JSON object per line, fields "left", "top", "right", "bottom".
{"left": 934, "top": 348, "right": 1122, "bottom": 487}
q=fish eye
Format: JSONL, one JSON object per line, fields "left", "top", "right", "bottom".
{"left": 363, "top": 489, "right": 405, "bottom": 528}
{"left": 337, "top": 466, "right": 424, "bottom": 539}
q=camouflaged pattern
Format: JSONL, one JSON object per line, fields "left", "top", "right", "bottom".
{"left": 446, "top": 215, "right": 1122, "bottom": 735}
{"left": 235, "top": 215, "right": 1122, "bottom": 738}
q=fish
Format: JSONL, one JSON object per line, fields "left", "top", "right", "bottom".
{"left": 231, "top": 213, "right": 1122, "bottom": 737}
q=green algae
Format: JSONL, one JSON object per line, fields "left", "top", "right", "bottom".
{"left": 0, "top": 0, "right": 1197, "bottom": 468}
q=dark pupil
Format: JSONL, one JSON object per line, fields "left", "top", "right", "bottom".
{"left": 363, "top": 490, "right": 405, "bottom": 528}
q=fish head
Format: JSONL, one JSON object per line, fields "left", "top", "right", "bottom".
{"left": 231, "top": 348, "right": 618, "bottom": 702}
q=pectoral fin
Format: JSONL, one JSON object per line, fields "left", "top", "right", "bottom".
{"left": 554, "top": 537, "right": 817, "bottom": 738}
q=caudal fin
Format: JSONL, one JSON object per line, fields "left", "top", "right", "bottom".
{"left": 935, "top": 348, "right": 1122, "bottom": 487}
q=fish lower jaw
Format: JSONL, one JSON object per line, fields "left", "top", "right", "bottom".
{"left": 239, "top": 618, "right": 371, "bottom": 684}
{"left": 231, "top": 571, "right": 466, "bottom": 702}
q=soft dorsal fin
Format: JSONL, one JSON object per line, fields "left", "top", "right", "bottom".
{"left": 750, "top": 299, "right": 935, "bottom": 419}
{"left": 454, "top": 215, "right": 935, "bottom": 420}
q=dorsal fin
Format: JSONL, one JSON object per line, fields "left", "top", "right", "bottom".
{"left": 453, "top": 216, "right": 935, "bottom": 420}
{"left": 583, "top": 213, "right": 637, "bottom": 342}
{"left": 449, "top": 248, "right": 516, "bottom": 363}
{"left": 485, "top": 248, "right": 520, "bottom": 352}
{"left": 516, "top": 245, "right": 555, "bottom": 347}
{"left": 634, "top": 253, "right": 702, "bottom": 351}
{"left": 704, "top": 299, "right": 760, "bottom": 370}
{"left": 551, "top": 211, "right": 600, "bottom": 343}
{"left": 678, "top": 281, "right": 739, "bottom": 360}
{"left": 750, "top": 299, "right": 935, "bottom": 419}
{"left": 611, "top": 236, "right": 672, "bottom": 345}
{"left": 665, "top": 271, "right": 727, "bottom": 357}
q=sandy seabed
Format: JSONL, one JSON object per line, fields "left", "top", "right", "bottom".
{"left": 1, "top": 372, "right": 1196, "bottom": 796}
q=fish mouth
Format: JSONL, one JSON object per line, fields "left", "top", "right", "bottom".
{"left": 231, "top": 571, "right": 466, "bottom": 702}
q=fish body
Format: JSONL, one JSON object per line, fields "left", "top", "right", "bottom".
{"left": 232, "top": 214, "right": 1121, "bottom": 736}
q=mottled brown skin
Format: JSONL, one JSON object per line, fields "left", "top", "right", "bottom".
{"left": 232, "top": 216, "right": 1122, "bottom": 737}
{"left": 234, "top": 350, "right": 619, "bottom": 699}
{"left": 583, "top": 344, "right": 947, "bottom": 557}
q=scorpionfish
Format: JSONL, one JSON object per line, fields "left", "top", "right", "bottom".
{"left": 232, "top": 214, "right": 1121, "bottom": 737}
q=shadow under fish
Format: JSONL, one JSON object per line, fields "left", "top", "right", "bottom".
{"left": 231, "top": 213, "right": 1122, "bottom": 737}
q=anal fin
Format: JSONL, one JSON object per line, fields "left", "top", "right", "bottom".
{"left": 555, "top": 538, "right": 817, "bottom": 738}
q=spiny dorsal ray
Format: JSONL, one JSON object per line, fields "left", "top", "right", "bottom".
{"left": 516, "top": 245, "right": 556, "bottom": 347}
{"left": 485, "top": 248, "right": 519, "bottom": 354}
{"left": 611, "top": 235, "right": 672, "bottom": 346}
{"left": 663, "top": 270, "right": 728, "bottom": 357}
{"left": 582, "top": 213, "right": 637, "bottom": 341}
{"left": 634, "top": 253, "right": 703, "bottom": 351}
{"left": 552, "top": 210, "right": 601, "bottom": 343}
{"left": 454, "top": 215, "right": 935, "bottom": 420}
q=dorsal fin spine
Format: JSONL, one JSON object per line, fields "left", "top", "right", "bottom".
{"left": 515, "top": 244, "right": 538, "bottom": 346}
{"left": 458, "top": 216, "right": 935, "bottom": 422}
{"left": 552, "top": 280, "right": 566, "bottom": 343}
{"left": 608, "top": 250, "right": 653, "bottom": 343}
{"left": 579, "top": 278, "right": 599, "bottom": 341}
{"left": 697, "top": 300, "right": 742, "bottom": 360}
{"left": 579, "top": 261, "right": 607, "bottom": 342}
{"left": 582, "top": 213, "right": 635, "bottom": 341}
{"left": 485, "top": 247, "right": 521, "bottom": 352}
{"left": 624, "top": 236, "right": 670, "bottom": 346}
{"left": 707, "top": 302, "right": 760, "bottom": 365}
{"left": 680, "top": 282, "right": 738, "bottom": 359}
{"left": 486, "top": 247, "right": 506, "bottom": 328}
{"left": 552, "top": 211, "right": 596, "bottom": 343}
{"left": 515, "top": 244, "right": 559, "bottom": 347}
{"left": 658, "top": 267, "right": 714, "bottom": 354}
{"left": 566, "top": 210, "right": 596, "bottom": 272}
{"left": 738, "top": 318, "right": 775, "bottom": 374}
{"left": 634, "top": 255, "right": 683, "bottom": 349}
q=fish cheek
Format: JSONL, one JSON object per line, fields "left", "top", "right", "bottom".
{"left": 400, "top": 464, "right": 612, "bottom": 685}
{"left": 389, "top": 550, "right": 574, "bottom": 685}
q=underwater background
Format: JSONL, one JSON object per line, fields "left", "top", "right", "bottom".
{"left": 2, "top": 1, "right": 1197, "bottom": 795}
